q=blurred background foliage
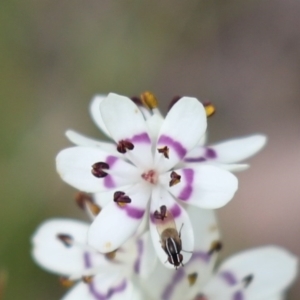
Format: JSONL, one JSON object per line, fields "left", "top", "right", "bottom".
{"left": 1, "top": 0, "right": 300, "bottom": 299}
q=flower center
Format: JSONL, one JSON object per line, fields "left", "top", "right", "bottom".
{"left": 141, "top": 169, "right": 158, "bottom": 185}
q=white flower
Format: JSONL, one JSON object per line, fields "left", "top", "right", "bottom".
{"left": 55, "top": 92, "right": 258, "bottom": 268}
{"left": 141, "top": 207, "right": 298, "bottom": 300}
{"left": 31, "top": 218, "right": 153, "bottom": 300}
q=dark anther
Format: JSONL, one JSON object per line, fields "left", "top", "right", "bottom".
{"left": 91, "top": 162, "right": 109, "bottom": 178}
{"left": 114, "top": 191, "right": 132, "bottom": 206}
{"left": 157, "top": 146, "right": 169, "bottom": 159}
{"left": 187, "top": 272, "right": 198, "bottom": 286}
{"left": 169, "top": 171, "right": 181, "bottom": 187}
{"left": 168, "top": 95, "right": 182, "bottom": 111}
{"left": 130, "top": 96, "right": 143, "bottom": 107}
{"left": 82, "top": 276, "right": 93, "bottom": 284}
{"left": 154, "top": 205, "right": 167, "bottom": 221}
{"left": 105, "top": 250, "right": 117, "bottom": 260}
{"left": 57, "top": 234, "right": 73, "bottom": 247}
{"left": 117, "top": 140, "right": 134, "bottom": 154}
{"left": 242, "top": 274, "right": 254, "bottom": 288}
{"left": 194, "top": 294, "right": 207, "bottom": 300}
{"left": 208, "top": 240, "right": 223, "bottom": 255}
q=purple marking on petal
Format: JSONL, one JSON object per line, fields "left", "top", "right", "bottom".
{"left": 158, "top": 135, "right": 187, "bottom": 159}
{"left": 84, "top": 252, "right": 92, "bottom": 268}
{"left": 134, "top": 239, "right": 144, "bottom": 274}
{"left": 206, "top": 147, "right": 217, "bottom": 159}
{"left": 178, "top": 169, "right": 194, "bottom": 201}
{"left": 191, "top": 250, "right": 211, "bottom": 264}
{"left": 89, "top": 279, "right": 127, "bottom": 300}
{"left": 161, "top": 268, "right": 185, "bottom": 300}
{"left": 233, "top": 291, "right": 244, "bottom": 300}
{"left": 130, "top": 132, "right": 151, "bottom": 143}
{"left": 170, "top": 204, "right": 181, "bottom": 218}
{"left": 104, "top": 175, "right": 116, "bottom": 188}
{"left": 184, "top": 157, "right": 206, "bottom": 163}
{"left": 106, "top": 156, "right": 118, "bottom": 167}
{"left": 220, "top": 271, "right": 238, "bottom": 286}
{"left": 117, "top": 204, "right": 145, "bottom": 219}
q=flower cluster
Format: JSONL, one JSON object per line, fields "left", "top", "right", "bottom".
{"left": 31, "top": 92, "right": 298, "bottom": 299}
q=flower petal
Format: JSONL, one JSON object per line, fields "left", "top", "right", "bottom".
{"left": 32, "top": 219, "right": 106, "bottom": 277}
{"left": 162, "top": 165, "right": 238, "bottom": 209}
{"left": 149, "top": 187, "right": 194, "bottom": 269}
{"left": 155, "top": 97, "right": 207, "bottom": 172}
{"left": 100, "top": 93, "right": 153, "bottom": 169}
{"left": 202, "top": 246, "right": 298, "bottom": 300}
{"left": 146, "top": 113, "right": 164, "bottom": 143}
{"left": 88, "top": 183, "right": 151, "bottom": 253}
{"left": 56, "top": 147, "right": 140, "bottom": 193}
{"left": 62, "top": 275, "right": 134, "bottom": 300}
{"left": 90, "top": 94, "right": 111, "bottom": 138}
{"left": 65, "top": 130, "right": 121, "bottom": 156}
{"left": 184, "top": 135, "right": 267, "bottom": 164}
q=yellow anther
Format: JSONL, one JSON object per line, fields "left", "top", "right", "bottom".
{"left": 59, "top": 277, "right": 74, "bottom": 288}
{"left": 140, "top": 91, "right": 158, "bottom": 109}
{"left": 204, "top": 102, "right": 216, "bottom": 117}
{"left": 187, "top": 272, "right": 198, "bottom": 286}
{"left": 105, "top": 250, "right": 117, "bottom": 260}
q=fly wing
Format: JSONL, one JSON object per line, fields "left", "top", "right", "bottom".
{"left": 154, "top": 207, "right": 177, "bottom": 237}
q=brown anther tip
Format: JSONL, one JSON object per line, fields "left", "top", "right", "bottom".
{"left": 203, "top": 102, "right": 216, "bottom": 117}
{"left": 243, "top": 274, "right": 254, "bottom": 288}
{"left": 208, "top": 240, "right": 223, "bottom": 255}
{"left": 168, "top": 95, "right": 182, "bottom": 111}
{"left": 91, "top": 162, "right": 109, "bottom": 178}
{"left": 194, "top": 294, "right": 207, "bottom": 300}
{"left": 157, "top": 146, "right": 169, "bottom": 159}
{"left": 169, "top": 171, "right": 181, "bottom": 187}
{"left": 154, "top": 205, "right": 168, "bottom": 221}
{"left": 82, "top": 276, "right": 94, "bottom": 284}
{"left": 59, "top": 277, "right": 74, "bottom": 288}
{"left": 75, "top": 192, "right": 93, "bottom": 210}
{"left": 130, "top": 96, "right": 143, "bottom": 107}
{"left": 57, "top": 234, "right": 73, "bottom": 247}
{"left": 140, "top": 91, "right": 158, "bottom": 109}
{"left": 117, "top": 140, "right": 134, "bottom": 154}
{"left": 105, "top": 250, "right": 117, "bottom": 260}
{"left": 187, "top": 272, "right": 198, "bottom": 286}
{"left": 113, "top": 191, "right": 132, "bottom": 206}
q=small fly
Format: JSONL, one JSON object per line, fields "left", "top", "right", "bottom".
{"left": 154, "top": 205, "right": 184, "bottom": 269}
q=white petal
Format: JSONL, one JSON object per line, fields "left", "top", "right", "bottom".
{"left": 162, "top": 165, "right": 238, "bottom": 209}
{"left": 65, "top": 130, "right": 121, "bottom": 156}
{"left": 185, "top": 135, "right": 267, "bottom": 164}
{"left": 32, "top": 219, "right": 105, "bottom": 276}
{"left": 155, "top": 97, "right": 207, "bottom": 172}
{"left": 56, "top": 147, "right": 140, "bottom": 193}
{"left": 88, "top": 183, "right": 151, "bottom": 253}
{"left": 62, "top": 275, "right": 134, "bottom": 300}
{"left": 134, "top": 231, "right": 157, "bottom": 278}
{"left": 203, "top": 246, "right": 298, "bottom": 300}
{"left": 90, "top": 94, "right": 111, "bottom": 138}
{"left": 149, "top": 187, "right": 194, "bottom": 269}
{"left": 146, "top": 113, "right": 164, "bottom": 143}
{"left": 100, "top": 93, "right": 153, "bottom": 169}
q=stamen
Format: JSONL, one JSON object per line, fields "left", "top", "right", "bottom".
{"left": 208, "top": 240, "right": 223, "bottom": 255}
{"left": 154, "top": 205, "right": 167, "bottom": 221}
{"left": 141, "top": 170, "right": 158, "bottom": 184}
{"left": 113, "top": 191, "right": 132, "bottom": 207}
{"left": 203, "top": 101, "right": 216, "bottom": 117}
{"left": 193, "top": 294, "right": 207, "bottom": 300}
{"left": 187, "top": 272, "right": 198, "bottom": 286}
{"left": 130, "top": 96, "right": 143, "bottom": 106}
{"left": 82, "top": 276, "right": 93, "bottom": 284}
{"left": 117, "top": 140, "right": 134, "bottom": 154}
{"left": 157, "top": 146, "right": 169, "bottom": 159}
{"left": 59, "top": 277, "right": 74, "bottom": 288}
{"left": 169, "top": 171, "right": 181, "bottom": 187}
{"left": 91, "top": 162, "right": 109, "bottom": 178}
{"left": 242, "top": 274, "right": 254, "bottom": 288}
{"left": 168, "top": 95, "right": 182, "bottom": 111}
{"left": 140, "top": 91, "right": 158, "bottom": 109}
{"left": 57, "top": 234, "right": 73, "bottom": 247}
{"left": 75, "top": 192, "right": 101, "bottom": 216}
{"left": 105, "top": 250, "right": 117, "bottom": 260}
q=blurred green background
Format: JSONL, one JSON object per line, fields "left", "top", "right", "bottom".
{"left": 1, "top": 0, "right": 300, "bottom": 299}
